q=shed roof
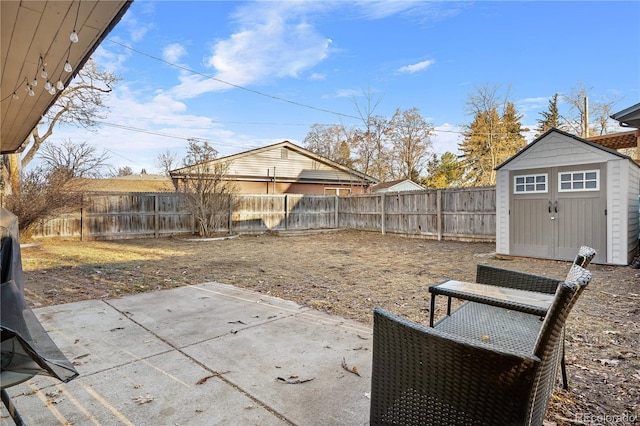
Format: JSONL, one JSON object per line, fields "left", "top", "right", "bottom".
{"left": 496, "top": 128, "right": 637, "bottom": 170}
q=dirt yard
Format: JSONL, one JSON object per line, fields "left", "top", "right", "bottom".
{"left": 20, "top": 230, "right": 639, "bottom": 425}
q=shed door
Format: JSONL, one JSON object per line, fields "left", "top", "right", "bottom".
{"left": 510, "top": 164, "right": 606, "bottom": 263}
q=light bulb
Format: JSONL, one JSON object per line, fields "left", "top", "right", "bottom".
{"left": 28, "top": 87, "right": 35, "bottom": 97}
{"left": 70, "top": 30, "right": 79, "bottom": 43}
{"left": 56, "top": 80, "right": 65, "bottom": 90}
{"left": 41, "top": 68, "right": 48, "bottom": 79}
{"left": 48, "top": 86, "right": 56, "bottom": 95}
{"left": 32, "top": 78, "right": 38, "bottom": 87}
{"left": 64, "top": 61, "right": 73, "bottom": 73}
{"left": 12, "top": 92, "right": 19, "bottom": 100}
{"left": 44, "top": 80, "right": 52, "bottom": 91}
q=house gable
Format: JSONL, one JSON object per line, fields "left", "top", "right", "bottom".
{"left": 172, "top": 141, "right": 377, "bottom": 185}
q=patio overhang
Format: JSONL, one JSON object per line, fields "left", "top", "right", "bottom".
{"left": 1, "top": 0, "right": 133, "bottom": 155}
{"left": 587, "top": 129, "right": 640, "bottom": 151}
{"left": 611, "top": 102, "right": 640, "bottom": 129}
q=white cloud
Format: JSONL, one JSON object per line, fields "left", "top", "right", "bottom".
{"left": 333, "top": 89, "right": 362, "bottom": 99}
{"left": 432, "top": 123, "right": 463, "bottom": 155}
{"left": 162, "top": 43, "right": 187, "bottom": 64}
{"left": 398, "top": 59, "right": 435, "bottom": 74}
{"left": 167, "top": 3, "right": 332, "bottom": 100}
{"left": 309, "top": 73, "right": 326, "bottom": 81}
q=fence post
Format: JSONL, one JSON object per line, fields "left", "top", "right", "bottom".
{"left": 380, "top": 193, "right": 386, "bottom": 235}
{"left": 80, "top": 193, "right": 86, "bottom": 241}
{"left": 334, "top": 195, "right": 339, "bottom": 228}
{"left": 154, "top": 194, "right": 159, "bottom": 239}
{"left": 437, "top": 189, "right": 442, "bottom": 241}
{"left": 228, "top": 194, "right": 233, "bottom": 233}
{"left": 284, "top": 194, "right": 289, "bottom": 231}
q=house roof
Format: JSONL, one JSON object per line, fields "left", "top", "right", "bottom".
{"left": 71, "top": 175, "right": 175, "bottom": 193}
{"left": 171, "top": 140, "right": 379, "bottom": 184}
{"left": 1, "top": 1, "right": 132, "bottom": 154}
{"left": 371, "top": 178, "right": 423, "bottom": 192}
{"left": 496, "top": 128, "right": 637, "bottom": 170}
{"left": 611, "top": 102, "right": 640, "bottom": 129}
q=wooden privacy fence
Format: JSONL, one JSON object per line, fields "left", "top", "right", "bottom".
{"left": 31, "top": 188, "right": 496, "bottom": 241}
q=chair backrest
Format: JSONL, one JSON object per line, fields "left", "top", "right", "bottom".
{"left": 527, "top": 265, "right": 591, "bottom": 424}
{"left": 534, "top": 265, "right": 591, "bottom": 358}
{"left": 571, "top": 245, "right": 596, "bottom": 270}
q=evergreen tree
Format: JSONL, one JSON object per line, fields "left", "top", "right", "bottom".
{"left": 536, "top": 93, "right": 561, "bottom": 136}
{"left": 423, "top": 152, "right": 465, "bottom": 188}
{"left": 459, "top": 84, "right": 527, "bottom": 186}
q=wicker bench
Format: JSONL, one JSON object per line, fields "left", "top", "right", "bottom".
{"left": 370, "top": 265, "right": 592, "bottom": 426}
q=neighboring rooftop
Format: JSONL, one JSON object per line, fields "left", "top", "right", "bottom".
{"left": 72, "top": 175, "right": 175, "bottom": 193}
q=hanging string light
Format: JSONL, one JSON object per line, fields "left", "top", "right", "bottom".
{"left": 2, "top": 1, "right": 81, "bottom": 103}
{"left": 70, "top": 0, "right": 81, "bottom": 43}
{"left": 40, "top": 56, "right": 48, "bottom": 80}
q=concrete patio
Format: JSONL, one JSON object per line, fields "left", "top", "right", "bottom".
{"left": 1, "top": 282, "right": 372, "bottom": 425}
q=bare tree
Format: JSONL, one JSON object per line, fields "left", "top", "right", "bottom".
{"left": 389, "top": 107, "right": 433, "bottom": 181}
{"left": 562, "top": 82, "right": 592, "bottom": 137}
{"left": 178, "top": 140, "right": 237, "bottom": 237}
{"left": 39, "top": 139, "right": 111, "bottom": 178}
{"left": 351, "top": 87, "right": 394, "bottom": 182}
{"left": 2, "top": 167, "right": 83, "bottom": 239}
{"left": 562, "top": 82, "right": 620, "bottom": 137}
{"left": 115, "top": 166, "right": 134, "bottom": 177}
{"left": 156, "top": 150, "right": 178, "bottom": 176}
{"left": 302, "top": 124, "right": 353, "bottom": 165}
{"left": 2, "top": 59, "right": 119, "bottom": 194}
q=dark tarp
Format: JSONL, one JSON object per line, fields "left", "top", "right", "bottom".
{"left": 1, "top": 207, "right": 78, "bottom": 389}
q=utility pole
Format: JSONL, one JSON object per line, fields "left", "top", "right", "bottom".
{"left": 584, "top": 97, "right": 589, "bottom": 138}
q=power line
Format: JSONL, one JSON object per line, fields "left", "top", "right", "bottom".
{"left": 95, "top": 121, "right": 262, "bottom": 150}
{"left": 106, "top": 38, "right": 361, "bottom": 121}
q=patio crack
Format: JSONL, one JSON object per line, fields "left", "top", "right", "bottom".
{"left": 102, "top": 299, "right": 296, "bottom": 425}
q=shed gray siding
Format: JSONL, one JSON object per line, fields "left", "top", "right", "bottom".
{"left": 499, "top": 132, "right": 619, "bottom": 169}
{"left": 495, "top": 170, "right": 510, "bottom": 255}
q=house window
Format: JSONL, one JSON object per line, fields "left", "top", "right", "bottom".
{"left": 281, "top": 148, "right": 288, "bottom": 159}
{"left": 514, "top": 174, "right": 547, "bottom": 193}
{"left": 324, "top": 187, "right": 351, "bottom": 196}
{"left": 558, "top": 170, "right": 599, "bottom": 192}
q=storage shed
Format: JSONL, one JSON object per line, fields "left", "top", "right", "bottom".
{"left": 495, "top": 128, "right": 640, "bottom": 265}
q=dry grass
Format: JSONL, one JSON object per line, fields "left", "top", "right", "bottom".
{"left": 21, "top": 230, "right": 639, "bottom": 424}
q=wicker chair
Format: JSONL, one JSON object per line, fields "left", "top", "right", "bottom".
{"left": 370, "top": 266, "right": 592, "bottom": 426}
{"left": 473, "top": 245, "right": 596, "bottom": 389}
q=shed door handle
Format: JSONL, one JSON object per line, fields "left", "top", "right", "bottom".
{"left": 554, "top": 201, "right": 558, "bottom": 213}
{"left": 548, "top": 200, "right": 552, "bottom": 213}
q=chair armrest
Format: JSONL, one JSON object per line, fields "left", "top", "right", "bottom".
{"left": 371, "top": 308, "right": 540, "bottom": 425}
{"left": 476, "top": 264, "right": 561, "bottom": 294}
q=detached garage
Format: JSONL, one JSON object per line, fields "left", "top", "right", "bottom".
{"left": 495, "top": 128, "right": 640, "bottom": 265}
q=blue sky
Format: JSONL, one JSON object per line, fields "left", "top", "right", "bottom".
{"left": 50, "top": 1, "right": 640, "bottom": 174}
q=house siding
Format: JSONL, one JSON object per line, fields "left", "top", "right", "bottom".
{"left": 227, "top": 147, "right": 359, "bottom": 182}
{"left": 172, "top": 142, "right": 375, "bottom": 196}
